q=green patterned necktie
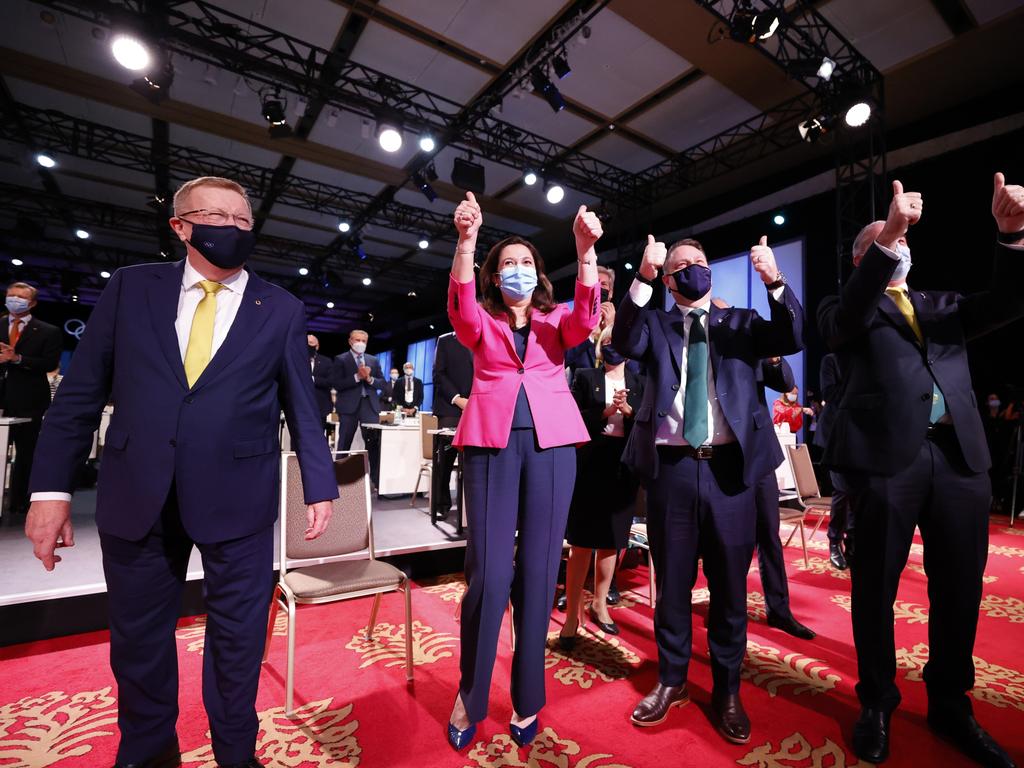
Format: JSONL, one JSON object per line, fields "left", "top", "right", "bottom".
{"left": 683, "top": 308, "right": 709, "bottom": 446}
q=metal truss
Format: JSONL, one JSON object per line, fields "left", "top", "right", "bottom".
{"left": 833, "top": 107, "right": 886, "bottom": 288}
{"left": 33, "top": 0, "right": 636, "bottom": 202}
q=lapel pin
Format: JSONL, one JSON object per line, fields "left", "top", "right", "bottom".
{"left": 255, "top": 299, "right": 262, "bottom": 306}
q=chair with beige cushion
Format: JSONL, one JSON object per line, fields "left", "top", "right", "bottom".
{"left": 411, "top": 412, "right": 438, "bottom": 506}
{"left": 263, "top": 451, "right": 413, "bottom": 716}
{"left": 786, "top": 443, "right": 832, "bottom": 544}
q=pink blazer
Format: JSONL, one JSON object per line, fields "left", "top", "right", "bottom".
{"left": 447, "top": 275, "right": 600, "bottom": 450}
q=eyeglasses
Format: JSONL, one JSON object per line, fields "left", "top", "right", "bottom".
{"left": 178, "top": 208, "right": 255, "bottom": 230}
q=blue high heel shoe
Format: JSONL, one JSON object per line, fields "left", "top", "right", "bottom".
{"left": 447, "top": 721, "right": 476, "bottom": 751}
{"left": 510, "top": 718, "right": 539, "bottom": 748}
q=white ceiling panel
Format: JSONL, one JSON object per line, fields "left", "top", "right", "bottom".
{"left": 168, "top": 126, "right": 282, "bottom": 171}
{"left": 964, "top": 0, "right": 1024, "bottom": 24}
{"left": 288, "top": 160, "right": 387, "bottom": 197}
{"left": 268, "top": 203, "right": 345, "bottom": 232}
{"left": 304, "top": 109, "right": 422, "bottom": 169}
{"left": 498, "top": 90, "right": 597, "bottom": 147}
{"left": 212, "top": 0, "right": 349, "bottom": 52}
{"left": 820, "top": 0, "right": 953, "bottom": 72}
{"left": 627, "top": 76, "right": 760, "bottom": 153}
{"left": 554, "top": 10, "right": 692, "bottom": 119}
{"left": 584, "top": 132, "right": 666, "bottom": 173}
{"left": 55, "top": 176, "right": 155, "bottom": 211}
{"left": 5, "top": 78, "right": 153, "bottom": 138}
{"left": 260, "top": 219, "right": 336, "bottom": 246}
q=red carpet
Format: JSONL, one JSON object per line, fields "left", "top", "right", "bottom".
{"left": 2, "top": 517, "right": 1023, "bottom": 767}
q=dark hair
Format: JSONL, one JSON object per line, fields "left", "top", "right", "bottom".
{"left": 478, "top": 236, "right": 557, "bottom": 327}
{"left": 667, "top": 238, "right": 705, "bottom": 258}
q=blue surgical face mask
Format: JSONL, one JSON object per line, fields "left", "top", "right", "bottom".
{"left": 185, "top": 222, "right": 255, "bottom": 270}
{"left": 498, "top": 265, "right": 537, "bottom": 302}
{"left": 6, "top": 296, "right": 31, "bottom": 315}
{"left": 891, "top": 243, "right": 912, "bottom": 283}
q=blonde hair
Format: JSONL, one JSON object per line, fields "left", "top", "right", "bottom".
{"left": 7, "top": 282, "right": 38, "bottom": 301}
{"left": 173, "top": 176, "right": 251, "bottom": 216}
{"left": 596, "top": 265, "right": 615, "bottom": 292}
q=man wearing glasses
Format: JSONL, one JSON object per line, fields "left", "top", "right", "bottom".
{"left": 25, "top": 176, "right": 338, "bottom": 768}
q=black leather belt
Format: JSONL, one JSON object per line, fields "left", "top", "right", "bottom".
{"left": 658, "top": 443, "right": 737, "bottom": 460}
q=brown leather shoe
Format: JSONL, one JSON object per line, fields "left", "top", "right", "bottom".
{"left": 630, "top": 682, "right": 690, "bottom": 727}
{"left": 712, "top": 692, "right": 751, "bottom": 744}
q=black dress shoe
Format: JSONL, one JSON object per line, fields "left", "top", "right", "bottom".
{"left": 829, "top": 541, "right": 848, "bottom": 570}
{"left": 606, "top": 584, "right": 621, "bottom": 605}
{"left": 766, "top": 613, "right": 816, "bottom": 640}
{"left": 556, "top": 590, "right": 567, "bottom": 612}
{"left": 928, "top": 708, "right": 1016, "bottom": 768}
{"left": 853, "top": 707, "right": 892, "bottom": 764}
{"left": 631, "top": 682, "right": 690, "bottom": 726}
{"left": 112, "top": 741, "right": 181, "bottom": 768}
{"left": 588, "top": 606, "right": 620, "bottom": 635}
{"left": 711, "top": 692, "right": 750, "bottom": 744}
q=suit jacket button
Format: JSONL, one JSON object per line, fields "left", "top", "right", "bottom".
{"left": 920, "top": 393, "right": 930, "bottom": 401}
{"left": 185, "top": 396, "right": 194, "bottom": 404}
{"left": 657, "top": 411, "right": 666, "bottom": 417}
{"left": 671, "top": 384, "right": 679, "bottom": 391}
{"left": 517, "top": 368, "right": 525, "bottom": 374}
{"left": 169, "top": 439, "right": 177, "bottom": 447}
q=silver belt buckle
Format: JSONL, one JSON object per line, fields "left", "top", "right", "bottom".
{"left": 696, "top": 445, "right": 713, "bottom": 460}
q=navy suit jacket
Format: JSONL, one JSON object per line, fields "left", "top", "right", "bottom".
{"left": 311, "top": 352, "right": 334, "bottom": 418}
{"left": 813, "top": 353, "right": 843, "bottom": 450}
{"left": 817, "top": 242, "right": 1024, "bottom": 476}
{"left": 331, "top": 350, "right": 383, "bottom": 415}
{"left": 613, "top": 283, "right": 803, "bottom": 486}
{"left": 29, "top": 261, "right": 339, "bottom": 543}
{"left": 432, "top": 332, "right": 474, "bottom": 419}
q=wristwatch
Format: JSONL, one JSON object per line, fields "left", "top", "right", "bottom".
{"left": 997, "top": 229, "right": 1024, "bottom": 245}
{"left": 635, "top": 271, "right": 656, "bottom": 286}
{"left": 766, "top": 271, "right": 787, "bottom": 290}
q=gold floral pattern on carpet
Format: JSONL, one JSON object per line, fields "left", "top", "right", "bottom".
{"left": 988, "top": 545, "right": 1024, "bottom": 557}
{"left": 829, "top": 595, "right": 928, "bottom": 624}
{"left": 421, "top": 574, "right": 468, "bottom": 604}
{"left": 544, "top": 631, "right": 641, "bottom": 689}
{"left": 896, "top": 643, "right": 1024, "bottom": 711}
{"left": 794, "top": 556, "right": 850, "bottom": 580}
{"left": 0, "top": 688, "right": 118, "bottom": 767}
{"left": 176, "top": 614, "right": 287, "bottom": 655}
{"left": 980, "top": 594, "right": 1024, "bottom": 623}
{"left": 901, "top": 562, "right": 996, "bottom": 583}
{"left": 748, "top": 591, "right": 767, "bottom": 621}
{"left": 1003, "top": 527, "right": 1024, "bottom": 537}
{"left": 739, "top": 732, "right": 870, "bottom": 767}
{"left": 345, "top": 620, "right": 456, "bottom": 670}
{"left": 180, "top": 698, "right": 359, "bottom": 766}
{"left": 463, "top": 726, "right": 632, "bottom": 768}
{"left": 742, "top": 641, "right": 841, "bottom": 697}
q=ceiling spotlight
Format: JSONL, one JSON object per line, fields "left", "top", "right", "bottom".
{"left": 407, "top": 291, "right": 417, "bottom": 298}
{"left": 298, "top": 267, "right": 309, "bottom": 276}
{"left": 111, "top": 33, "right": 152, "bottom": 71}
{"left": 261, "top": 94, "right": 291, "bottom": 138}
{"left": 531, "top": 69, "right": 566, "bottom": 113}
{"left": 351, "top": 234, "right": 367, "bottom": 260}
{"left": 624, "top": 262, "right": 633, "bottom": 270}
{"left": 418, "top": 238, "right": 429, "bottom": 250}
{"left": 130, "top": 61, "right": 174, "bottom": 104}
{"left": 523, "top": 170, "right": 538, "bottom": 186}
{"left": 75, "top": 228, "right": 90, "bottom": 240}
{"left": 552, "top": 53, "right": 571, "bottom": 79}
{"left": 377, "top": 122, "right": 403, "bottom": 152}
{"left": 418, "top": 134, "right": 436, "bottom": 152}
{"left": 412, "top": 171, "right": 438, "bottom": 203}
{"left": 71, "top": 294, "right": 79, "bottom": 303}
{"left": 100, "top": 270, "right": 112, "bottom": 279}
{"left": 845, "top": 101, "right": 872, "bottom": 127}
{"left": 773, "top": 213, "right": 786, "bottom": 226}
{"left": 798, "top": 116, "right": 829, "bottom": 143}
{"left": 362, "top": 277, "right": 372, "bottom": 286}
{"left": 326, "top": 301, "right": 335, "bottom": 309}
{"left": 429, "top": 324, "right": 435, "bottom": 330}
{"left": 35, "top": 153, "right": 56, "bottom": 168}
{"left": 732, "top": 4, "right": 780, "bottom": 43}
{"left": 817, "top": 57, "right": 836, "bottom": 81}
{"left": 11, "top": 258, "right": 23, "bottom": 266}
{"left": 338, "top": 221, "right": 351, "bottom": 233}
{"left": 545, "top": 182, "right": 565, "bottom": 205}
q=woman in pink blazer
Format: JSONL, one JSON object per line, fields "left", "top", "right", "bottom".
{"left": 446, "top": 192, "right": 602, "bottom": 750}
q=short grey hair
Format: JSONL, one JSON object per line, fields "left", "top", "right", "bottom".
{"left": 853, "top": 220, "right": 886, "bottom": 261}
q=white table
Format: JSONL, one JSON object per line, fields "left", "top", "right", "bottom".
{"left": 362, "top": 423, "right": 422, "bottom": 495}
{"left": 0, "top": 416, "right": 32, "bottom": 512}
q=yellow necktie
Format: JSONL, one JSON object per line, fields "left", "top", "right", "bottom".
{"left": 884, "top": 287, "right": 923, "bottom": 344}
{"left": 184, "top": 280, "right": 224, "bottom": 387}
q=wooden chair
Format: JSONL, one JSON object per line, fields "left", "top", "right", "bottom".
{"left": 786, "top": 443, "right": 832, "bottom": 544}
{"left": 263, "top": 451, "right": 413, "bottom": 716}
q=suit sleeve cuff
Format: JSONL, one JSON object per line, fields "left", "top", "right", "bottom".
{"left": 628, "top": 278, "right": 653, "bottom": 307}
{"left": 31, "top": 492, "right": 72, "bottom": 502}
{"left": 874, "top": 241, "right": 901, "bottom": 260}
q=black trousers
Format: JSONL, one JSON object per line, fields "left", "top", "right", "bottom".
{"left": 753, "top": 470, "right": 792, "bottom": 621}
{"left": 100, "top": 489, "right": 275, "bottom": 765}
{"left": 646, "top": 444, "right": 755, "bottom": 694}
{"left": 847, "top": 431, "right": 990, "bottom": 713}
{"left": 437, "top": 414, "right": 461, "bottom": 507}
{"left": 827, "top": 470, "right": 853, "bottom": 545}
{"left": 9, "top": 414, "right": 43, "bottom": 510}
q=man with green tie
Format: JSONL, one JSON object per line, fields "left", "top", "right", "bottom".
{"left": 817, "top": 174, "right": 1024, "bottom": 767}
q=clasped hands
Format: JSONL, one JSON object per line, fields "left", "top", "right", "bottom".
{"left": 603, "top": 388, "right": 632, "bottom": 418}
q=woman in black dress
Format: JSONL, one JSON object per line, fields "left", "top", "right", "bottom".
{"left": 559, "top": 331, "right": 644, "bottom": 647}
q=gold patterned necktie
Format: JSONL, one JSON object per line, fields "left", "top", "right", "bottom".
{"left": 184, "top": 280, "right": 224, "bottom": 387}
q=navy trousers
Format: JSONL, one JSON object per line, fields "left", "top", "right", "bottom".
{"left": 338, "top": 398, "right": 380, "bottom": 451}
{"left": 459, "top": 428, "right": 576, "bottom": 723}
{"left": 646, "top": 444, "right": 755, "bottom": 694}
{"left": 847, "top": 432, "right": 989, "bottom": 713}
{"left": 100, "top": 488, "right": 274, "bottom": 765}
{"left": 753, "top": 470, "right": 793, "bottom": 621}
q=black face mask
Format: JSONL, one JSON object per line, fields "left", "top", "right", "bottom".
{"left": 308, "top": 345, "right": 318, "bottom": 357}
{"left": 671, "top": 264, "right": 712, "bottom": 301}
{"left": 186, "top": 222, "right": 256, "bottom": 270}
{"left": 600, "top": 288, "right": 610, "bottom": 304}
{"left": 602, "top": 345, "right": 626, "bottom": 367}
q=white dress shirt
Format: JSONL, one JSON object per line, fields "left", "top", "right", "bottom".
{"left": 603, "top": 372, "right": 627, "bottom": 438}
{"left": 403, "top": 375, "right": 415, "bottom": 404}
{"left": 628, "top": 278, "right": 786, "bottom": 446}
{"left": 32, "top": 260, "right": 248, "bottom": 503}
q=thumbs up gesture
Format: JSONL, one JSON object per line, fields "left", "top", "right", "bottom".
{"left": 879, "top": 179, "right": 923, "bottom": 244}
{"left": 640, "top": 234, "right": 667, "bottom": 280}
{"left": 750, "top": 235, "right": 780, "bottom": 285}
{"left": 453, "top": 191, "right": 482, "bottom": 240}
{"left": 573, "top": 205, "right": 603, "bottom": 253}
{"left": 992, "top": 172, "right": 1024, "bottom": 235}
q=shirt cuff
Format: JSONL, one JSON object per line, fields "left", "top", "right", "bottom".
{"left": 628, "top": 278, "right": 653, "bottom": 307}
{"left": 874, "top": 241, "right": 901, "bottom": 260}
{"left": 769, "top": 285, "right": 785, "bottom": 302}
{"left": 451, "top": 394, "right": 461, "bottom": 405}
{"left": 353, "top": 373, "right": 361, "bottom": 382}
{"left": 31, "top": 492, "right": 72, "bottom": 502}
{"left": 1001, "top": 242, "right": 1024, "bottom": 251}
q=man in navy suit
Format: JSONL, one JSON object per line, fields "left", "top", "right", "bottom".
{"left": 614, "top": 234, "right": 802, "bottom": 744}
{"left": 24, "top": 176, "right": 338, "bottom": 768}
{"left": 307, "top": 333, "right": 334, "bottom": 421}
{"left": 818, "top": 175, "right": 1024, "bottom": 767}
{"left": 331, "top": 329, "right": 383, "bottom": 451}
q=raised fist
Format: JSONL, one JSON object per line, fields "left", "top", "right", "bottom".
{"left": 453, "top": 191, "right": 482, "bottom": 239}
{"left": 750, "top": 236, "right": 779, "bottom": 285}
{"left": 573, "top": 205, "right": 603, "bottom": 251}
{"left": 992, "top": 172, "right": 1024, "bottom": 235}
{"left": 879, "top": 180, "right": 922, "bottom": 243}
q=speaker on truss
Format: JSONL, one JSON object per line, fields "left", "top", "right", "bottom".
{"left": 452, "top": 157, "right": 486, "bottom": 195}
